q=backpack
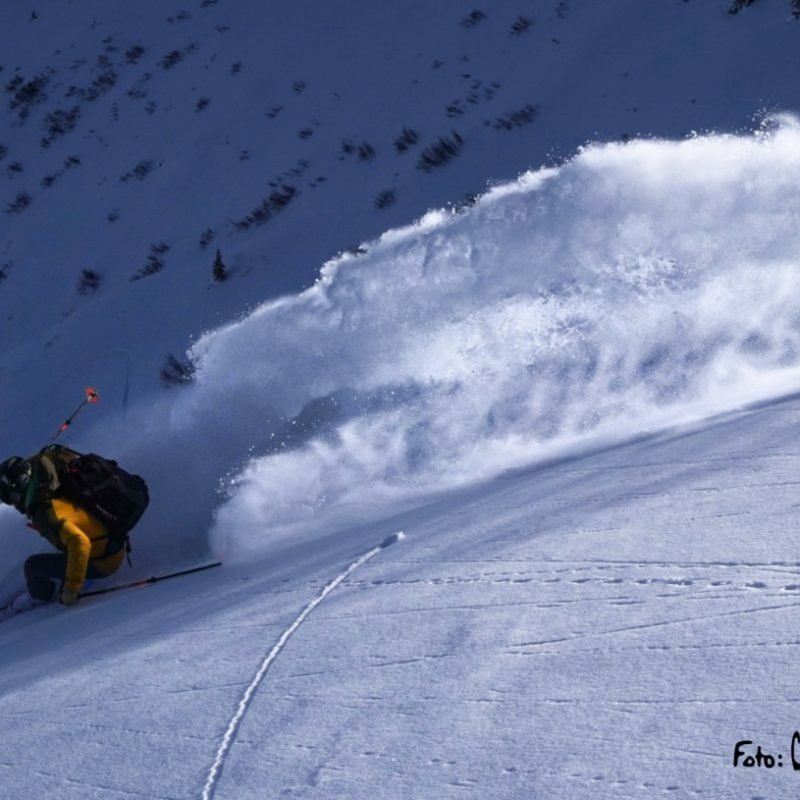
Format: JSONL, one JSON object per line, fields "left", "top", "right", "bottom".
{"left": 40, "top": 444, "right": 150, "bottom": 558}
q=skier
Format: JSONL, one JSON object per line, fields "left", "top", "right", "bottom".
{"left": 0, "top": 448, "right": 141, "bottom": 611}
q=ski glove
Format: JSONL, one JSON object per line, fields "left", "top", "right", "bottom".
{"left": 60, "top": 588, "right": 79, "bottom": 607}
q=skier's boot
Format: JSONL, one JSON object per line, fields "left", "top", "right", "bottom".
{"left": 11, "top": 592, "right": 45, "bottom": 613}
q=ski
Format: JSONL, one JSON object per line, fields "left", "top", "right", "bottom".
{"left": 0, "top": 599, "right": 58, "bottom": 623}
{"left": 0, "top": 562, "right": 222, "bottom": 622}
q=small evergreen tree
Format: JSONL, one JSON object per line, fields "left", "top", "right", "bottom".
{"left": 77, "top": 268, "right": 101, "bottom": 294}
{"left": 212, "top": 249, "right": 228, "bottom": 282}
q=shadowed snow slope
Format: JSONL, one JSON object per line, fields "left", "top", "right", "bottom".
{"left": 0, "top": 0, "right": 797, "bottom": 453}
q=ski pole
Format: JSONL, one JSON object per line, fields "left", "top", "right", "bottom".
{"left": 52, "top": 387, "right": 100, "bottom": 440}
{"left": 79, "top": 561, "right": 222, "bottom": 598}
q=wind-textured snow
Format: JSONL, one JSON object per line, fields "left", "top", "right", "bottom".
{"left": 1, "top": 1, "right": 800, "bottom": 798}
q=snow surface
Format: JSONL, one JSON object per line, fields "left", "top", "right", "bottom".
{"left": 1, "top": 0, "right": 800, "bottom": 798}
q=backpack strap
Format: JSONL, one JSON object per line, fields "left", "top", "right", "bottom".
{"left": 22, "top": 453, "right": 61, "bottom": 515}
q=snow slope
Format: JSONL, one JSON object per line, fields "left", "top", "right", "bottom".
{"left": 4, "top": 391, "right": 800, "bottom": 799}
{"left": 0, "top": 1, "right": 799, "bottom": 798}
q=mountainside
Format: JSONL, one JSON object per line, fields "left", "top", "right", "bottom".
{"left": 1, "top": 0, "right": 798, "bottom": 452}
{"left": 0, "top": 2, "right": 799, "bottom": 798}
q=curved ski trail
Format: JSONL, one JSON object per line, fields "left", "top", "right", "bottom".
{"left": 202, "top": 531, "right": 405, "bottom": 799}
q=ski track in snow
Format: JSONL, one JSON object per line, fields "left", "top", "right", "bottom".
{"left": 201, "top": 532, "right": 404, "bottom": 800}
